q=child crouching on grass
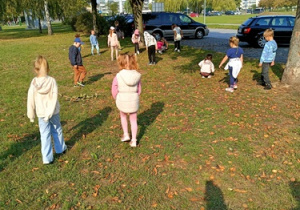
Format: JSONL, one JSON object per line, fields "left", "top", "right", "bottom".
{"left": 27, "top": 56, "right": 67, "bottom": 165}
{"left": 219, "top": 36, "right": 244, "bottom": 93}
{"left": 199, "top": 53, "right": 215, "bottom": 78}
{"left": 111, "top": 54, "right": 142, "bottom": 147}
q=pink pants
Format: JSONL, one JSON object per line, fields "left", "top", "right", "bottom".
{"left": 120, "top": 111, "right": 137, "bottom": 140}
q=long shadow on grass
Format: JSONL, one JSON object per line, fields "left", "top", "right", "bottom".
{"left": 137, "top": 102, "right": 164, "bottom": 142}
{"left": 205, "top": 180, "right": 228, "bottom": 210}
{"left": 289, "top": 181, "right": 300, "bottom": 210}
{"left": 67, "top": 107, "right": 112, "bottom": 147}
{"left": 85, "top": 72, "right": 111, "bottom": 85}
{"left": 0, "top": 133, "right": 39, "bottom": 171}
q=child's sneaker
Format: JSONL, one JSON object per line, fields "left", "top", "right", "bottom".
{"left": 202, "top": 76, "right": 205, "bottom": 78}
{"left": 177, "top": 49, "right": 180, "bottom": 52}
{"left": 225, "top": 87, "right": 234, "bottom": 93}
{"left": 264, "top": 84, "right": 272, "bottom": 90}
{"left": 207, "top": 75, "right": 212, "bottom": 78}
{"left": 77, "top": 81, "right": 85, "bottom": 87}
{"left": 129, "top": 139, "right": 137, "bottom": 147}
{"left": 121, "top": 135, "right": 130, "bottom": 142}
{"left": 137, "top": 51, "right": 140, "bottom": 55}
{"left": 174, "top": 48, "right": 177, "bottom": 52}
{"left": 233, "top": 84, "right": 238, "bottom": 89}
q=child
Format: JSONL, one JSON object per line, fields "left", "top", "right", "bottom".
{"left": 199, "top": 54, "right": 215, "bottom": 78}
{"left": 131, "top": 29, "right": 140, "bottom": 55}
{"left": 219, "top": 36, "right": 244, "bottom": 93}
{"left": 108, "top": 26, "right": 119, "bottom": 61}
{"left": 75, "top": 34, "right": 83, "bottom": 51}
{"left": 69, "top": 37, "right": 87, "bottom": 87}
{"left": 27, "top": 56, "right": 67, "bottom": 164}
{"left": 144, "top": 31, "right": 157, "bottom": 65}
{"left": 111, "top": 54, "right": 142, "bottom": 147}
{"left": 172, "top": 23, "right": 183, "bottom": 52}
{"left": 259, "top": 29, "right": 277, "bottom": 90}
{"left": 157, "top": 38, "right": 164, "bottom": 54}
{"left": 90, "top": 30, "right": 100, "bottom": 55}
{"left": 161, "top": 37, "right": 169, "bottom": 51}
{"left": 114, "top": 20, "right": 124, "bottom": 50}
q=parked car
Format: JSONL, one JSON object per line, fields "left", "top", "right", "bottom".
{"left": 236, "top": 15, "right": 295, "bottom": 47}
{"left": 225, "top": 11, "right": 235, "bottom": 15}
{"left": 207, "top": 11, "right": 222, "bottom": 16}
{"left": 190, "top": 12, "right": 199, "bottom": 17}
{"left": 142, "top": 12, "right": 209, "bottom": 39}
{"left": 253, "top": 8, "right": 264, "bottom": 14}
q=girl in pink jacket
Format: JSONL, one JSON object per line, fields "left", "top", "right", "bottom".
{"left": 107, "top": 26, "right": 119, "bottom": 61}
{"left": 131, "top": 29, "right": 140, "bottom": 55}
{"left": 111, "top": 54, "right": 142, "bottom": 147}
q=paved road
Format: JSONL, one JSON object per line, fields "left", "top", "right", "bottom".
{"left": 182, "top": 29, "right": 290, "bottom": 63}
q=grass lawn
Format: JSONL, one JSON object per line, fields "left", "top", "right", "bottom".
{"left": 0, "top": 23, "right": 299, "bottom": 209}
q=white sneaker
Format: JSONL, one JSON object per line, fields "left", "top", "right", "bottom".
{"left": 137, "top": 51, "right": 140, "bottom": 55}
{"left": 129, "top": 140, "right": 137, "bottom": 147}
{"left": 202, "top": 76, "right": 205, "bottom": 78}
{"left": 233, "top": 84, "right": 238, "bottom": 89}
{"left": 177, "top": 49, "right": 180, "bottom": 52}
{"left": 225, "top": 87, "right": 234, "bottom": 93}
{"left": 208, "top": 75, "right": 211, "bottom": 78}
{"left": 174, "top": 48, "right": 177, "bottom": 52}
{"left": 121, "top": 135, "right": 130, "bottom": 142}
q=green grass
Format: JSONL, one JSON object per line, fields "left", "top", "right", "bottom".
{"left": 0, "top": 23, "right": 299, "bottom": 209}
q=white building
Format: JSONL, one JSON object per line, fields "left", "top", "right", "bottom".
{"left": 97, "top": 0, "right": 153, "bottom": 14}
{"left": 240, "top": 0, "right": 261, "bottom": 9}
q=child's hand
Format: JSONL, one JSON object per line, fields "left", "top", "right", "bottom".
{"left": 219, "top": 64, "right": 222, "bottom": 69}
{"left": 271, "top": 61, "right": 275, "bottom": 66}
{"left": 258, "top": 63, "right": 262, "bottom": 67}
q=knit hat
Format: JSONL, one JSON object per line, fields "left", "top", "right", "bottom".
{"left": 134, "top": 29, "right": 139, "bottom": 35}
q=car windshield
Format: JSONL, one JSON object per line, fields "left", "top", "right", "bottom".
{"left": 179, "top": 14, "right": 192, "bottom": 24}
{"left": 242, "top": 18, "right": 253, "bottom": 26}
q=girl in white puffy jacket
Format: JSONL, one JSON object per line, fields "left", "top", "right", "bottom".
{"left": 111, "top": 54, "right": 142, "bottom": 147}
{"left": 199, "top": 53, "right": 215, "bottom": 78}
{"left": 27, "top": 56, "right": 67, "bottom": 164}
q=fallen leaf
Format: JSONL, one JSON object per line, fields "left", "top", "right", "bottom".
{"left": 185, "top": 187, "right": 193, "bottom": 192}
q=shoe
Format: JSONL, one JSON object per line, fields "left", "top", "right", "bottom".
{"left": 129, "top": 140, "right": 137, "bottom": 147}
{"left": 137, "top": 51, "right": 140, "bottom": 55}
{"left": 43, "top": 161, "right": 54, "bottom": 165}
{"left": 152, "top": 62, "right": 156, "bottom": 65}
{"left": 148, "top": 62, "right": 152, "bottom": 65}
{"left": 77, "top": 81, "right": 85, "bottom": 87}
{"left": 233, "top": 84, "right": 237, "bottom": 89}
{"left": 208, "top": 75, "right": 211, "bottom": 78}
{"left": 225, "top": 87, "right": 234, "bottom": 93}
{"left": 174, "top": 48, "right": 177, "bottom": 52}
{"left": 264, "top": 84, "right": 272, "bottom": 90}
{"left": 177, "top": 49, "right": 180, "bottom": 52}
{"left": 202, "top": 76, "right": 205, "bottom": 78}
{"left": 121, "top": 135, "right": 130, "bottom": 142}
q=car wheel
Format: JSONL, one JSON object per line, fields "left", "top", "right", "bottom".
{"left": 256, "top": 35, "right": 266, "bottom": 48}
{"left": 153, "top": 31, "right": 162, "bottom": 40}
{"left": 195, "top": 29, "right": 204, "bottom": 39}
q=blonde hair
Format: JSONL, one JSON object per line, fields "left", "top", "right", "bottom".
{"left": 264, "top": 29, "right": 274, "bottom": 38}
{"left": 34, "top": 55, "right": 49, "bottom": 77}
{"left": 117, "top": 53, "right": 139, "bottom": 70}
{"left": 229, "top": 36, "right": 239, "bottom": 46}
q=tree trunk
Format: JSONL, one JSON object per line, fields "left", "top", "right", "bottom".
{"left": 130, "top": 0, "right": 145, "bottom": 45}
{"left": 38, "top": 18, "right": 42, "bottom": 33}
{"left": 281, "top": 0, "right": 300, "bottom": 86}
{"left": 44, "top": 0, "right": 53, "bottom": 35}
{"left": 91, "top": 0, "right": 99, "bottom": 34}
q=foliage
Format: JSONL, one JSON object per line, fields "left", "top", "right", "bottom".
{"left": 124, "top": 0, "right": 133, "bottom": 14}
{"left": 72, "top": 12, "right": 109, "bottom": 35}
{"left": 107, "top": 2, "right": 119, "bottom": 16}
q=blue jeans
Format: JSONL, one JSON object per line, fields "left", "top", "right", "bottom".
{"left": 228, "top": 66, "right": 237, "bottom": 87}
{"left": 91, "top": 44, "right": 99, "bottom": 54}
{"left": 38, "top": 114, "right": 66, "bottom": 164}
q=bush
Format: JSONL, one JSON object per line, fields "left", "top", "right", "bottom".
{"left": 70, "top": 12, "right": 109, "bottom": 35}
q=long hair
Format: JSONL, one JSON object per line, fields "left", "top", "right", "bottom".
{"left": 34, "top": 55, "right": 49, "bottom": 77}
{"left": 117, "top": 53, "right": 138, "bottom": 70}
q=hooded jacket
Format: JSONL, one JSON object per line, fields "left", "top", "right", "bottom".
{"left": 199, "top": 59, "right": 215, "bottom": 74}
{"left": 27, "top": 76, "right": 60, "bottom": 122}
{"left": 144, "top": 31, "right": 157, "bottom": 47}
{"left": 114, "top": 69, "right": 141, "bottom": 113}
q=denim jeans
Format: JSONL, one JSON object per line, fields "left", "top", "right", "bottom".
{"left": 38, "top": 114, "right": 66, "bottom": 164}
{"left": 91, "top": 44, "right": 99, "bottom": 54}
{"left": 261, "top": 63, "right": 271, "bottom": 85}
{"left": 228, "top": 66, "right": 237, "bottom": 87}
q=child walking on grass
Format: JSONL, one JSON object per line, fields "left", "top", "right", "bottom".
{"left": 199, "top": 53, "right": 215, "bottom": 78}
{"left": 108, "top": 26, "right": 119, "bottom": 61}
{"left": 131, "top": 29, "right": 140, "bottom": 55}
{"left": 27, "top": 56, "right": 67, "bottom": 165}
{"left": 219, "top": 36, "right": 244, "bottom": 93}
{"left": 111, "top": 54, "right": 142, "bottom": 147}
{"left": 259, "top": 29, "right": 277, "bottom": 90}
{"left": 90, "top": 30, "right": 100, "bottom": 55}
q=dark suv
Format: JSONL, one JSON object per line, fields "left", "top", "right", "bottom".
{"left": 236, "top": 15, "right": 295, "bottom": 47}
{"left": 143, "top": 12, "right": 209, "bottom": 39}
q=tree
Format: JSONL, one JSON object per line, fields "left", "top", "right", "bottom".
{"left": 281, "top": 0, "right": 300, "bottom": 86}
{"left": 90, "top": 0, "right": 99, "bottom": 34}
{"left": 130, "top": 0, "right": 144, "bottom": 44}
{"left": 107, "top": 2, "right": 118, "bottom": 15}
{"left": 124, "top": 0, "right": 133, "bottom": 14}
{"left": 44, "top": 0, "right": 53, "bottom": 35}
